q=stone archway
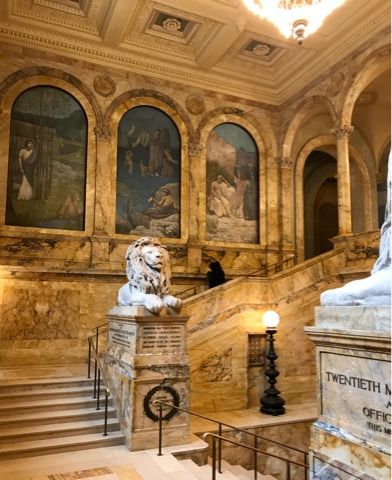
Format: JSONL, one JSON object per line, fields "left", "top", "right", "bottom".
{"left": 295, "top": 136, "right": 373, "bottom": 260}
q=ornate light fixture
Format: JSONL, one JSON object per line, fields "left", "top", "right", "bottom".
{"left": 243, "top": 0, "right": 347, "bottom": 45}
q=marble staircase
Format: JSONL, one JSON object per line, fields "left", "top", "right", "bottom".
{"left": 0, "top": 446, "right": 279, "bottom": 480}
{"left": 0, "top": 376, "right": 124, "bottom": 460}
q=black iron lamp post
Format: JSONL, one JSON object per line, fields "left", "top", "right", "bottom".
{"left": 260, "top": 310, "right": 285, "bottom": 416}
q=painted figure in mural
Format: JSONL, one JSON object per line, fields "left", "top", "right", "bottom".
{"left": 207, "top": 261, "right": 226, "bottom": 288}
{"left": 124, "top": 150, "right": 134, "bottom": 175}
{"left": 233, "top": 167, "right": 247, "bottom": 218}
{"left": 161, "top": 128, "right": 178, "bottom": 177}
{"left": 117, "top": 236, "right": 182, "bottom": 314}
{"left": 320, "top": 151, "right": 391, "bottom": 307}
{"left": 130, "top": 127, "right": 149, "bottom": 177}
{"left": 144, "top": 188, "right": 177, "bottom": 219}
{"left": 57, "top": 192, "right": 82, "bottom": 220}
{"left": 17, "top": 140, "right": 38, "bottom": 200}
{"left": 148, "top": 129, "right": 164, "bottom": 176}
{"left": 209, "top": 175, "right": 232, "bottom": 218}
{"left": 243, "top": 168, "right": 258, "bottom": 220}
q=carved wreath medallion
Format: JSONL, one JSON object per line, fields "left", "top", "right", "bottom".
{"left": 143, "top": 385, "right": 180, "bottom": 422}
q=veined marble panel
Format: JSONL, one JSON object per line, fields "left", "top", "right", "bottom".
{"left": 319, "top": 348, "right": 391, "bottom": 452}
{"left": 315, "top": 306, "right": 391, "bottom": 332}
{"left": 0, "top": 285, "right": 80, "bottom": 340}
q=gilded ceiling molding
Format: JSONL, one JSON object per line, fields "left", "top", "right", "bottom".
{"left": 0, "top": 25, "right": 278, "bottom": 104}
{"left": 104, "top": 88, "right": 196, "bottom": 143}
{"left": 0, "top": 66, "right": 103, "bottom": 125}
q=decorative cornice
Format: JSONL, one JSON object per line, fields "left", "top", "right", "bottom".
{"left": 0, "top": 24, "right": 280, "bottom": 104}
{"left": 34, "top": 0, "right": 86, "bottom": 16}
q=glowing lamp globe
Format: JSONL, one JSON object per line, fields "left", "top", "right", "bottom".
{"left": 262, "top": 310, "right": 280, "bottom": 329}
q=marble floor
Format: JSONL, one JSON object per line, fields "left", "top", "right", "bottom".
{"left": 0, "top": 364, "right": 316, "bottom": 480}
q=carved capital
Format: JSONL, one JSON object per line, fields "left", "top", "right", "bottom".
{"left": 278, "top": 157, "right": 293, "bottom": 169}
{"left": 330, "top": 125, "right": 354, "bottom": 138}
{"left": 188, "top": 142, "right": 201, "bottom": 156}
{"left": 94, "top": 122, "right": 112, "bottom": 141}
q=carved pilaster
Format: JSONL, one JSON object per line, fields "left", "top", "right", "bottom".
{"left": 94, "top": 122, "right": 112, "bottom": 142}
{"left": 188, "top": 142, "right": 201, "bottom": 156}
{"left": 330, "top": 125, "right": 354, "bottom": 138}
{"left": 277, "top": 157, "right": 293, "bottom": 169}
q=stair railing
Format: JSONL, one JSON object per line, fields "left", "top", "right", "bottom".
{"left": 247, "top": 254, "right": 297, "bottom": 277}
{"left": 87, "top": 323, "right": 110, "bottom": 436}
{"left": 204, "top": 432, "right": 308, "bottom": 480}
{"left": 154, "top": 400, "right": 308, "bottom": 480}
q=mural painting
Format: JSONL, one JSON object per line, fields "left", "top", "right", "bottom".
{"left": 5, "top": 86, "right": 87, "bottom": 231}
{"left": 206, "top": 123, "right": 259, "bottom": 243}
{"left": 116, "top": 106, "right": 181, "bottom": 238}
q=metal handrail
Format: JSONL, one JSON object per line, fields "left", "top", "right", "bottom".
{"left": 176, "top": 285, "right": 199, "bottom": 298}
{"left": 203, "top": 432, "right": 308, "bottom": 480}
{"left": 247, "top": 254, "right": 297, "bottom": 278}
{"left": 153, "top": 400, "right": 308, "bottom": 479}
{"left": 87, "top": 329, "right": 110, "bottom": 436}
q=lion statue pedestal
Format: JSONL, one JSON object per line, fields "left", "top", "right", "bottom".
{"left": 103, "top": 237, "right": 191, "bottom": 451}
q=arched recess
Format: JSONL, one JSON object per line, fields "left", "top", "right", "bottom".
{"left": 0, "top": 69, "right": 100, "bottom": 235}
{"left": 281, "top": 96, "right": 338, "bottom": 160}
{"left": 303, "top": 155, "right": 338, "bottom": 259}
{"left": 105, "top": 93, "right": 191, "bottom": 243}
{"left": 340, "top": 46, "right": 390, "bottom": 126}
{"left": 198, "top": 112, "right": 268, "bottom": 247}
{"left": 295, "top": 135, "right": 374, "bottom": 260}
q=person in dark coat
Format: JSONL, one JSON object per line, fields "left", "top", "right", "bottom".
{"left": 207, "top": 261, "right": 226, "bottom": 288}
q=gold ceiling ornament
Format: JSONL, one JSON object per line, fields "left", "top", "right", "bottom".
{"left": 243, "top": 0, "right": 347, "bottom": 45}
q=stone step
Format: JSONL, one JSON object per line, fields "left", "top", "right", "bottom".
{"left": 0, "top": 395, "right": 112, "bottom": 415}
{"left": 0, "top": 431, "right": 125, "bottom": 460}
{"left": 220, "top": 460, "right": 275, "bottom": 479}
{"left": 0, "top": 376, "right": 94, "bottom": 392}
{"left": 0, "top": 406, "right": 117, "bottom": 428}
{"left": 0, "top": 418, "right": 120, "bottom": 444}
{"left": 0, "top": 385, "right": 104, "bottom": 402}
{"left": 180, "top": 459, "right": 231, "bottom": 479}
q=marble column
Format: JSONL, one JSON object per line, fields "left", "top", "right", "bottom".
{"left": 187, "top": 142, "right": 203, "bottom": 272}
{"left": 90, "top": 122, "right": 113, "bottom": 269}
{"left": 278, "top": 157, "right": 294, "bottom": 251}
{"left": 331, "top": 126, "right": 354, "bottom": 235}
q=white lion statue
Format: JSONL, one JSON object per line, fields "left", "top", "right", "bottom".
{"left": 118, "top": 236, "right": 182, "bottom": 314}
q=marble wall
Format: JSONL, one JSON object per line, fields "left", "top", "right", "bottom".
{"left": 0, "top": 34, "right": 386, "bottom": 419}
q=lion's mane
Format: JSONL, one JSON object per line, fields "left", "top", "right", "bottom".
{"left": 125, "top": 236, "right": 171, "bottom": 296}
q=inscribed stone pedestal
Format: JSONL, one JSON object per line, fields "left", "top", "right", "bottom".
{"left": 305, "top": 306, "right": 391, "bottom": 480}
{"left": 103, "top": 306, "right": 191, "bottom": 451}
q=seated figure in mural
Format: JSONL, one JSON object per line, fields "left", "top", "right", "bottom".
{"left": 144, "top": 188, "right": 177, "bottom": 219}
{"left": 209, "top": 175, "right": 232, "bottom": 218}
{"left": 320, "top": 152, "right": 391, "bottom": 307}
{"left": 17, "top": 139, "right": 38, "bottom": 200}
{"left": 117, "top": 236, "right": 182, "bottom": 314}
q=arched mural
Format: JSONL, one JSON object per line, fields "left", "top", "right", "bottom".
{"left": 115, "top": 106, "right": 181, "bottom": 238}
{"left": 206, "top": 123, "right": 259, "bottom": 243}
{"left": 5, "top": 86, "right": 87, "bottom": 230}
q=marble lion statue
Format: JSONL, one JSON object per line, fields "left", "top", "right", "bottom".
{"left": 118, "top": 236, "right": 182, "bottom": 314}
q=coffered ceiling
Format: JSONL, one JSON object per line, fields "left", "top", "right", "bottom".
{"left": 0, "top": 0, "right": 390, "bottom": 104}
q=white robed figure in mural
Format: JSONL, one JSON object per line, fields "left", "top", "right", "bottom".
{"left": 320, "top": 152, "right": 391, "bottom": 306}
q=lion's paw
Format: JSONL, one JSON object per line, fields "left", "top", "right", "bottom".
{"left": 163, "top": 295, "right": 182, "bottom": 310}
{"left": 145, "top": 294, "right": 164, "bottom": 313}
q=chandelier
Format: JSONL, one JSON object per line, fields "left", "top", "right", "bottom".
{"left": 243, "top": 0, "right": 347, "bottom": 45}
